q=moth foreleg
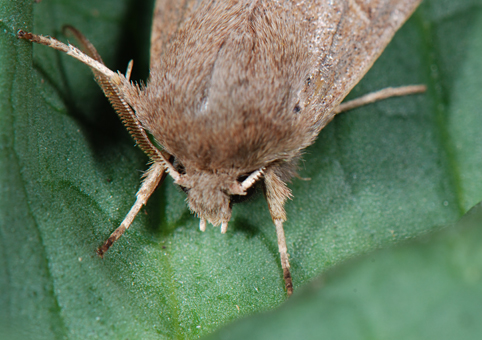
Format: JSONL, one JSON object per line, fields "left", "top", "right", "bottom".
{"left": 335, "top": 85, "right": 426, "bottom": 114}
{"left": 274, "top": 218, "right": 292, "bottom": 296}
{"left": 62, "top": 25, "right": 104, "bottom": 63}
{"left": 17, "top": 30, "right": 120, "bottom": 81}
{"left": 264, "top": 168, "right": 294, "bottom": 296}
{"left": 97, "top": 162, "right": 166, "bottom": 257}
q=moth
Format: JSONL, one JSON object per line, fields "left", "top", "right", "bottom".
{"left": 19, "top": 0, "right": 424, "bottom": 296}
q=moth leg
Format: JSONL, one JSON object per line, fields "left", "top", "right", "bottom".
{"left": 335, "top": 85, "right": 426, "bottom": 114}
{"left": 97, "top": 162, "right": 166, "bottom": 257}
{"left": 199, "top": 218, "right": 207, "bottom": 232}
{"left": 19, "top": 29, "right": 179, "bottom": 254}
{"left": 274, "top": 218, "right": 292, "bottom": 296}
{"left": 17, "top": 29, "right": 179, "bottom": 177}
{"left": 62, "top": 25, "right": 104, "bottom": 62}
{"left": 63, "top": 26, "right": 134, "bottom": 82}
{"left": 264, "top": 168, "right": 293, "bottom": 296}
{"left": 221, "top": 221, "right": 229, "bottom": 234}
{"left": 17, "top": 30, "right": 120, "bottom": 82}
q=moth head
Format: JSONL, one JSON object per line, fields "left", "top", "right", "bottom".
{"left": 174, "top": 167, "right": 265, "bottom": 232}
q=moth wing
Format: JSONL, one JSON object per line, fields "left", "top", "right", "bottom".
{"left": 149, "top": 0, "right": 422, "bottom": 140}
{"left": 150, "top": 0, "right": 200, "bottom": 69}
{"left": 296, "top": 0, "right": 422, "bottom": 132}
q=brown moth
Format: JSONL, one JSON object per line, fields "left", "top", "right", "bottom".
{"left": 18, "top": 0, "right": 424, "bottom": 296}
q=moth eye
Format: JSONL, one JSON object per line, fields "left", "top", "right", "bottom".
{"left": 173, "top": 159, "right": 186, "bottom": 175}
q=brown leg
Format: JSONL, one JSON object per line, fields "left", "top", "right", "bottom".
{"left": 97, "top": 162, "right": 166, "bottom": 257}
{"left": 264, "top": 168, "right": 293, "bottom": 296}
{"left": 335, "top": 85, "right": 426, "bottom": 114}
{"left": 62, "top": 25, "right": 104, "bottom": 62}
{"left": 17, "top": 30, "right": 178, "bottom": 174}
{"left": 274, "top": 218, "right": 293, "bottom": 296}
{"left": 17, "top": 29, "right": 179, "bottom": 256}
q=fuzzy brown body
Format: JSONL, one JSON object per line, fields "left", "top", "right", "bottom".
{"left": 142, "top": 2, "right": 314, "bottom": 172}
{"left": 19, "top": 0, "right": 423, "bottom": 295}
{"left": 136, "top": 0, "right": 422, "bottom": 226}
{"left": 140, "top": 1, "right": 316, "bottom": 224}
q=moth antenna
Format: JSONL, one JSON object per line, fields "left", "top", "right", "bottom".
{"left": 335, "top": 85, "right": 426, "bottom": 114}
{"left": 199, "top": 218, "right": 206, "bottom": 232}
{"left": 17, "top": 29, "right": 181, "bottom": 180}
{"left": 125, "top": 60, "right": 134, "bottom": 81}
{"left": 97, "top": 163, "right": 166, "bottom": 257}
{"left": 241, "top": 167, "right": 266, "bottom": 190}
{"left": 221, "top": 221, "right": 228, "bottom": 234}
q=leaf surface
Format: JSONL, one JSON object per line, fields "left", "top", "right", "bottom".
{"left": 1, "top": 0, "right": 481, "bottom": 338}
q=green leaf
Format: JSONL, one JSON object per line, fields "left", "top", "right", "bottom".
{"left": 1, "top": 0, "right": 481, "bottom": 339}
{"left": 206, "top": 203, "right": 482, "bottom": 340}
